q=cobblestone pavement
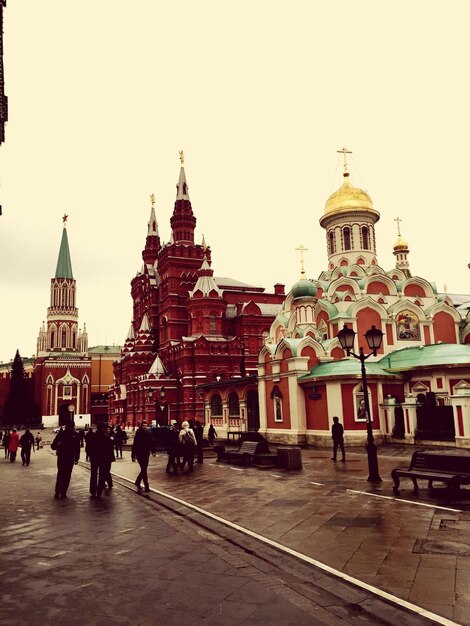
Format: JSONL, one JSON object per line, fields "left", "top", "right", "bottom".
{"left": 111, "top": 443, "right": 470, "bottom": 625}
{"left": 0, "top": 442, "right": 468, "bottom": 625}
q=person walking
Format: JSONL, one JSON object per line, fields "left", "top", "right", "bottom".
{"left": 165, "top": 421, "right": 180, "bottom": 474}
{"left": 131, "top": 421, "right": 155, "bottom": 493}
{"left": 179, "top": 421, "right": 197, "bottom": 472}
{"left": 3, "top": 431, "right": 10, "bottom": 458}
{"left": 93, "top": 424, "right": 115, "bottom": 499}
{"left": 113, "top": 425, "right": 125, "bottom": 459}
{"left": 85, "top": 427, "right": 95, "bottom": 462}
{"left": 208, "top": 424, "right": 217, "bottom": 447}
{"left": 19, "top": 429, "right": 35, "bottom": 466}
{"left": 331, "top": 416, "right": 346, "bottom": 462}
{"left": 193, "top": 418, "right": 204, "bottom": 464}
{"left": 8, "top": 428, "right": 20, "bottom": 463}
{"left": 51, "top": 422, "right": 81, "bottom": 499}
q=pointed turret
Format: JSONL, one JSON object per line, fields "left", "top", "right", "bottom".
{"left": 188, "top": 250, "right": 225, "bottom": 336}
{"left": 393, "top": 217, "right": 411, "bottom": 276}
{"left": 55, "top": 218, "right": 73, "bottom": 278}
{"left": 170, "top": 151, "right": 196, "bottom": 244}
{"left": 142, "top": 193, "right": 160, "bottom": 265}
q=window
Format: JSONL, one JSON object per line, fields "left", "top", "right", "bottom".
{"left": 362, "top": 226, "right": 369, "bottom": 250}
{"left": 343, "top": 227, "right": 351, "bottom": 251}
{"left": 271, "top": 385, "right": 283, "bottom": 422}
{"left": 210, "top": 394, "right": 223, "bottom": 417}
{"left": 228, "top": 392, "right": 240, "bottom": 416}
{"left": 62, "top": 331, "right": 67, "bottom": 347}
{"left": 354, "top": 385, "right": 372, "bottom": 423}
{"left": 63, "top": 386, "right": 72, "bottom": 399}
{"left": 210, "top": 315, "right": 216, "bottom": 333}
{"left": 329, "top": 231, "right": 335, "bottom": 254}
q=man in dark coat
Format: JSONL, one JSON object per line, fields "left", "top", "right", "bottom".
{"left": 331, "top": 416, "right": 346, "bottom": 462}
{"left": 92, "top": 424, "right": 115, "bottom": 499}
{"left": 165, "top": 421, "right": 180, "bottom": 474}
{"left": 51, "top": 422, "right": 81, "bottom": 499}
{"left": 131, "top": 421, "right": 155, "bottom": 493}
{"left": 19, "top": 429, "right": 35, "bottom": 466}
{"left": 192, "top": 418, "right": 204, "bottom": 464}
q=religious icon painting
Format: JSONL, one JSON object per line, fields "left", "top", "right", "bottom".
{"left": 396, "top": 310, "right": 420, "bottom": 340}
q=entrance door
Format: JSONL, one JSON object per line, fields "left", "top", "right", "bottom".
{"left": 247, "top": 391, "right": 260, "bottom": 432}
{"left": 58, "top": 403, "right": 71, "bottom": 426}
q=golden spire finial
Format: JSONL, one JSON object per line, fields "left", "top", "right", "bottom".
{"left": 337, "top": 146, "right": 352, "bottom": 176}
{"left": 179, "top": 150, "right": 185, "bottom": 165}
{"left": 150, "top": 193, "right": 155, "bottom": 207}
{"left": 62, "top": 213, "right": 68, "bottom": 227}
{"left": 295, "top": 244, "right": 308, "bottom": 278}
{"left": 202, "top": 234, "right": 207, "bottom": 252}
{"left": 394, "top": 216, "right": 402, "bottom": 237}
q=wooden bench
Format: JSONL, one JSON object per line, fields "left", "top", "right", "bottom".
{"left": 391, "top": 450, "right": 470, "bottom": 494}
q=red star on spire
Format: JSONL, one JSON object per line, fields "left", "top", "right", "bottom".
{"left": 62, "top": 213, "right": 68, "bottom": 225}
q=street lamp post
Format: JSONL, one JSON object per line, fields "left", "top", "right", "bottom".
{"left": 337, "top": 324, "right": 384, "bottom": 483}
{"left": 159, "top": 386, "right": 166, "bottom": 424}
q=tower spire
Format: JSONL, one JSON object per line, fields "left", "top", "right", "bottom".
{"left": 55, "top": 216, "right": 73, "bottom": 278}
{"left": 171, "top": 150, "right": 196, "bottom": 243}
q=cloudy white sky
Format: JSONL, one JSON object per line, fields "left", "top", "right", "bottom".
{"left": 0, "top": 1, "right": 469, "bottom": 363}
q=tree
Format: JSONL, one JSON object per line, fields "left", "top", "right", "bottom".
{"left": 1, "top": 350, "right": 40, "bottom": 426}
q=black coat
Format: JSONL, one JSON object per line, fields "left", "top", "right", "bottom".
{"left": 90, "top": 431, "right": 115, "bottom": 464}
{"left": 51, "top": 428, "right": 80, "bottom": 462}
{"left": 132, "top": 428, "right": 154, "bottom": 460}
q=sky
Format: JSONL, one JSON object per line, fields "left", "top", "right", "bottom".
{"left": 0, "top": 1, "right": 469, "bottom": 363}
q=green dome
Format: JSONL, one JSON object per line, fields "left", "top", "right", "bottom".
{"left": 291, "top": 278, "right": 317, "bottom": 299}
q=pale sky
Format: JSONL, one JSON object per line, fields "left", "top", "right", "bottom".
{"left": 0, "top": 1, "right": 469, "bottom": 363}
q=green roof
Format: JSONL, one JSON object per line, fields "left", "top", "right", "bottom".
{"left": 378, "top": 343, "right": 470, "bottom": 372}
{"left": 55, "top": 228, "right": 73, "bottom": 279}
{"left": 300, "top": 358, "right": 397, "bottom": 381}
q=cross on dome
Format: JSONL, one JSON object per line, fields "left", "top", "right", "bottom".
{"left": 179, "top": 150, "right": 185, "bottom": 165}
{"left": 394, "top": 216, "right": 402, "bottom": 237}
{"left": 337, "top": 147, "right": 352, "bottom": 176}
{"left": 295, "top": 244, "right": 308, "bottom": 278}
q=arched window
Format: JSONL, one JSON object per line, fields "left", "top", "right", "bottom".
{"left": 329, "top": 231, "right": 335, "bottom": 254}
{"left": 210, "top": 315, "right": 216, "bottom": 333}
{"left": 210, "top": 394, "right": 223, "bottom": 417}
{"left": 343, "top": 227, "right": 351, "bottom": 251}
{"left": 50, "top": 331, "right": 55, "bottom": 348}
{"left": 362, "top": 226, "right": 369, "bottom": 250}
{"left": 228, "top": 392, "right": 240, "bottom": 416}
{"left": 62, "top": 330, "right": 67, "bottom": 347}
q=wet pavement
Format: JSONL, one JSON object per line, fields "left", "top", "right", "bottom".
{"left": 0, "top": 440, "right": 469, "bottom": 625}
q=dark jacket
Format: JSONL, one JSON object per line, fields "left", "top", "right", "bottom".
{"left": 131, "top": 428, "right": 154, "bottom": 460}
{"left": 51, "top": 427, "right": 81, "bottom": 462}
{"left": 332, "top": 422, "right": 344, "bottom": 441}
{"left": 91, "top": 431, "right": 115, "bottom": 464}
{"left": 20, "top": 430, "right": 35, "bottom": 450}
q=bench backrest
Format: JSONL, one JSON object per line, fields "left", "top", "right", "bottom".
{"left": 411, "top": 451, "right": 470, "bottom": 475}
{"left": 237, "top": 441, "right": 259, "bottom": 454}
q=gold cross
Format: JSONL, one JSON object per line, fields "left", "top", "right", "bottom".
{"left": 150, "top": 193, "right": 155, "bottom": 207}
{"left": 295, "top": 244, "right": 308, "bottom": 278}
{"left": 179, "top": 150, "right": 185, "bottom": 165}
{"left": 394, "top": 216, "right": 402, "bottom": 237}
{"left": 337, "top": 147, "right": 352, "bottom": 175}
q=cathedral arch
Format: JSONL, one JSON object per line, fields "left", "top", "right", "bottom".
{"left": 403, "top": 277, "right": 434, "bottom": 298}
{"left": 364, "top": 275, "right": 396, "bottom": 296}
{"left": 432, "top": 310, "right": 459, "bottom": 344}
{"left": 327, "top": 277, "right": 361, "bottom": 299}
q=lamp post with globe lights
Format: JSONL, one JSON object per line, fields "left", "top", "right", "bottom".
{"left": 337, "top": 324, "right": 384, "bottom": 483}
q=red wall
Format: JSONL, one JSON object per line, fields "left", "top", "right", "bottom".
{"left": 433, "top": 312, "right": 457, "bottom": 344}
{"left": 305, "top": 384, "right": 329, "bottom": 430}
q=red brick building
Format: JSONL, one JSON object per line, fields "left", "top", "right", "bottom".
{"left": 110, "top": 159, "right": 285, "bottom": 431}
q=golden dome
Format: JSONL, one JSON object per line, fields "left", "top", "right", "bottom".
{"left": 393, "top": 235, "right": 409, "bottom": 250}
{"left": 324, "top": 174, "right": 374, "bottom": 215}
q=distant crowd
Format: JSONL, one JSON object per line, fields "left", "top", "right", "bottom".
{"left": 2, "top": 419, "right": 218, "bottom": 501}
